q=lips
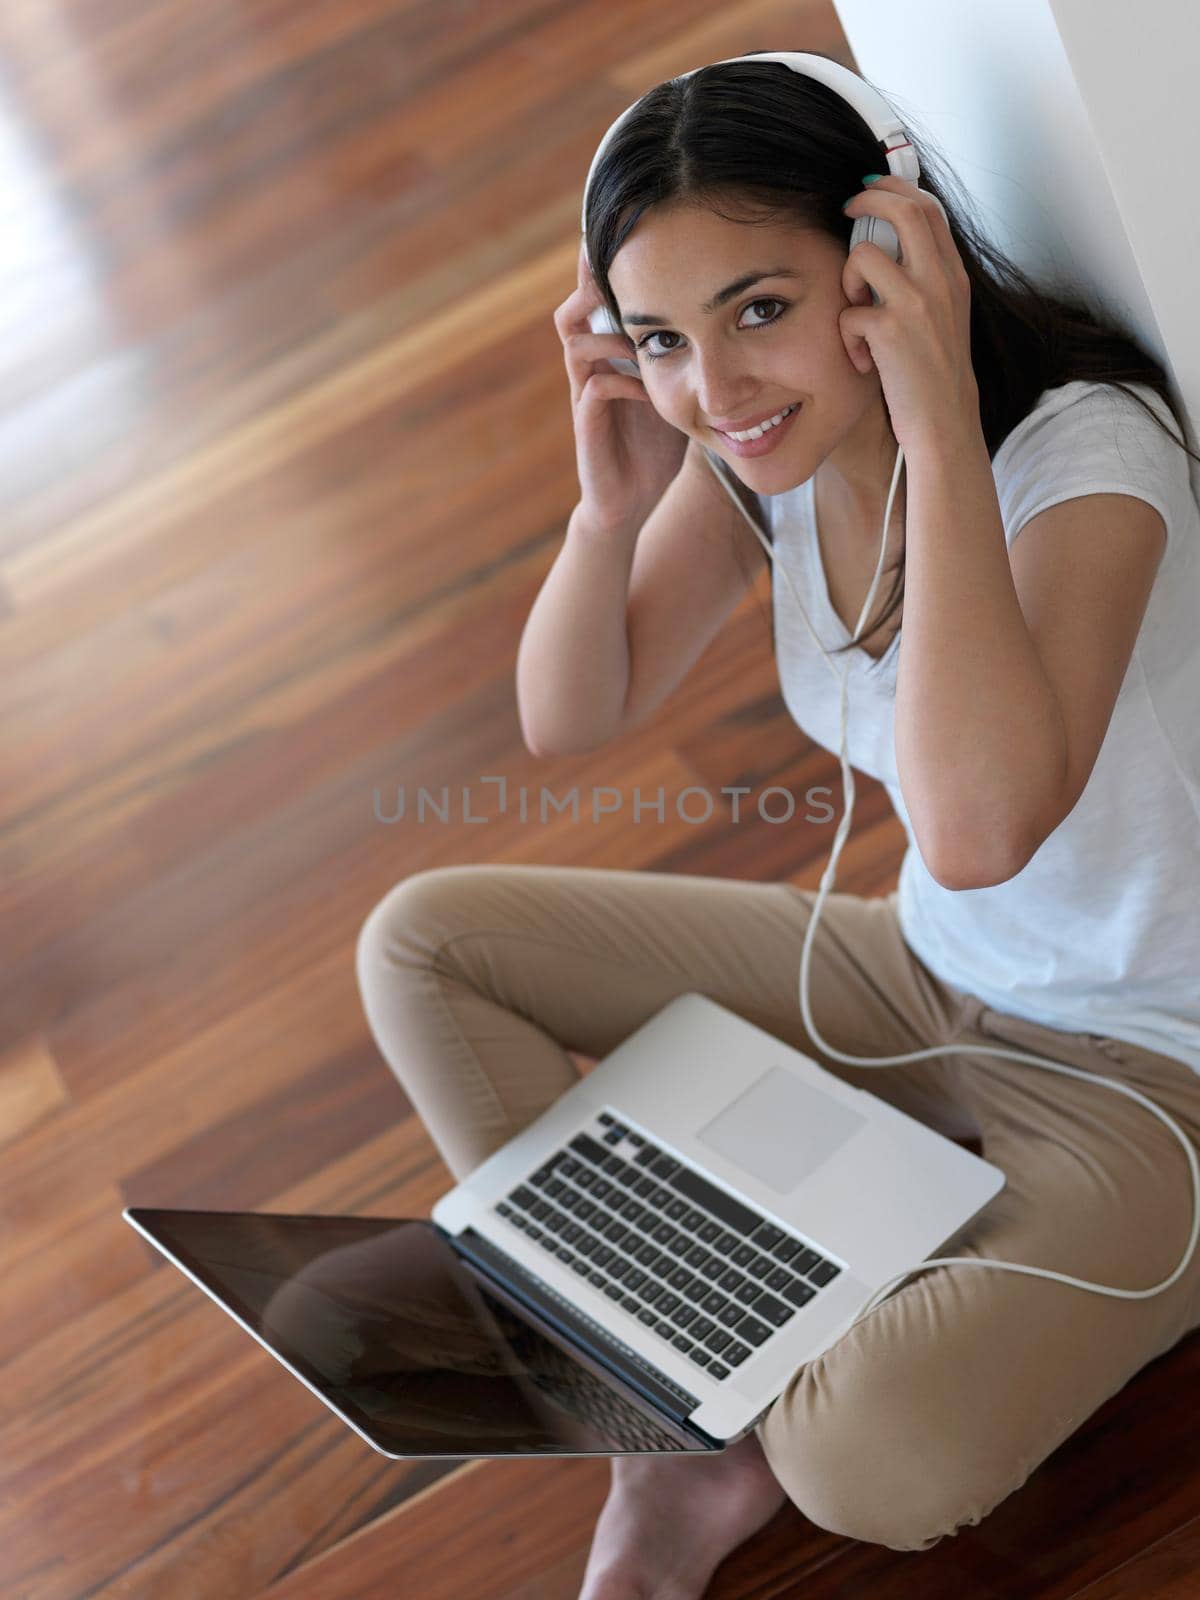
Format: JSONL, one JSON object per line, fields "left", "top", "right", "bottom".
{"left": 712, "top": 403, "right": 799, "bottom": 434}
{"left": 713, "top": 401, "right": 801, "bottom": 458}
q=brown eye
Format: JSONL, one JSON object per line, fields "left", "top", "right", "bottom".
{"left": 636, "top": 298, "right": 790, "bottom": 362}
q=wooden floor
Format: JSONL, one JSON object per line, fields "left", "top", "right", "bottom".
{"left": 2, "top": 1, "right": 1198, "bottom": 1595}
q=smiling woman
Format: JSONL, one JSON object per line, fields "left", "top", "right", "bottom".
{"left": 605, "top": 204, "right": 892, "bottom": 497}
{"left": 584, "top": 51, "right": 1200, "bottom": 656}
{"left": 358, "top": 45, "right": 1200, "bottom": 1594}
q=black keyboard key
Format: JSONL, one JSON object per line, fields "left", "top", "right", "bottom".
{"left": 570, "top": 1133, "right": 611, "bottom": 1166}
{"left": 668, "top": 1168, "right": 761, "bottom": 1237}
{"left": 751, "top": 1222, "right": 785, "bottom": 1250}
{"left": 749, "top": 1292, "right": 793, "bottom": 1328}
{"left": 783, "top": 1280, "right": 816, "bottom": 1308}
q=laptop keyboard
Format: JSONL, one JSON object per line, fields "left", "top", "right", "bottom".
{"left": 494, "top": 1111, "right": 842, "bottom": 1383}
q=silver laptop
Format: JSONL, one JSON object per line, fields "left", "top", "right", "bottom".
{"left": 123, "top": 992, "right": 1004, "bottom": 1460}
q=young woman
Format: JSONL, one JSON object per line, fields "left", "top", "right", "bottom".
{"left": 356, "top": 53, "right": 1200, "bottom": 1593}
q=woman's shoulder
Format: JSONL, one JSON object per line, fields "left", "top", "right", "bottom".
{"left": 992, "top": 379, "right": 1190, "bottom": 480}
{"left": 992, "top": 378, "right": 1196, "bottom": 557}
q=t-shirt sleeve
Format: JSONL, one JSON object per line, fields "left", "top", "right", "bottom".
{"left": 994, "top": 382, "right": 1192, "bottom": 557}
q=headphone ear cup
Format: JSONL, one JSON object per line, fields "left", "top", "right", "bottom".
{"left": 588, "top": 303, "right": 642, "bottom": 380}
{"left": 588, "top": 304, "right": 621, "bottom": 337}
{"left": 848, "top": 215, "right": 900, "bottom": 310}
{"left": 849, "top": 214, "right": 901, "bottom": 265}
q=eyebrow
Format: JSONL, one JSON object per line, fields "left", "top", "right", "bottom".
{"left": 621, "top": 267, "right": 805, "bottom": 327}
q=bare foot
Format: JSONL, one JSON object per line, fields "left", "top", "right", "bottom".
{"left": 577, "top": 1427, "right": 788, "bottom": 1599}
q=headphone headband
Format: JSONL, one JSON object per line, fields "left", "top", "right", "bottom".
{"left": 580, "top": 51, "right": 920, "bottom": 242}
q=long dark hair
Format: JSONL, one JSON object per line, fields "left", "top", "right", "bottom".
{"left": 584, "top": 52, "right": 1199, "bottom": 656}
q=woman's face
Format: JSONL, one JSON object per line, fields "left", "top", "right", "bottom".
{"left": 606, "top": 199, "right": 894, "bottom": 505}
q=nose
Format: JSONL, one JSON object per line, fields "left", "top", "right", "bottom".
{"left": 690, "top": 340, "right": 757, "bottom": 423}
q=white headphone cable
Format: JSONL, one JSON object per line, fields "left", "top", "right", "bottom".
{"left": 702, "top": 442, "right": 1199, "bottom": 1330}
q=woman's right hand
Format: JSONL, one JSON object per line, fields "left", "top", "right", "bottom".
{"left": 554, "top": 240, "right": 690, "bottom": 534}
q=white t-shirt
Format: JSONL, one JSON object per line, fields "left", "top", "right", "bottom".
{"left": 749, "top": 380, "right": 1200, "bottom": 1075}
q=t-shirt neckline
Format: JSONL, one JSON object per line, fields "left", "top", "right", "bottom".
{"left": 803, "top": 475, "right": 900, "bottom": 675}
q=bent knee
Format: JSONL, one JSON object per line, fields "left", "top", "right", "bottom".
{"left": 355, "top": 865, "right": 493, "bottom": 980}
{"left": 755, "top": 1368, "right": 981, "bottom": 1552}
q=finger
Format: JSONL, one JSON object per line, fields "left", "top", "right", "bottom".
{"left": 554, "top": 275, "right": 603, "bottom": 338}
{"left": 579, "top": 371, "right": 649, "bottom": 408}
{"left": 842, "top": 238, "right": 902, "bottom": 310}
{"left": 847, "top": 191, "right": 941, "bottom": 286}
{"left": 564, "top": 330, "right": 640, "bottom": 405}
{"left": 565, "top": 331, "right": 639, "bottom": 391}
{"left": 838, "top": 305, "right": 875, "bottom": 373}
{"left": 851, "top": 177, "right": 960, "bottom": 278}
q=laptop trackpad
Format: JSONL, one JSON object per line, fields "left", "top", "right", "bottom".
{"left": 695, "top": 1065, "right": 866, "bottom": 1196}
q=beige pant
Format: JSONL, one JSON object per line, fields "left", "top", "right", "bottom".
{"left": 355, "top": 863, "right": 1200, "bottom": 1552}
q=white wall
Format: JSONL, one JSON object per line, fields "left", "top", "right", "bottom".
{"left": 832, "top": 0, "right": 1200, "bottom": 472}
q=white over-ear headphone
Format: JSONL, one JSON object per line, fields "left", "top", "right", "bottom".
{"left": 583, "top": 49, "right": 915, "bottom": 331}
{"left": 579, "top": 52, "right": 1200, "bottom": 1333}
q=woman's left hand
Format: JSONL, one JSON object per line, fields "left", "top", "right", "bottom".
{"left": 840, "top": 175, "right": 980, "bottom": 456}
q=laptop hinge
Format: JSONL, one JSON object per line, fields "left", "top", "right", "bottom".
{"left": 447, "top": 1224, "right": 711, "bottom": 1433}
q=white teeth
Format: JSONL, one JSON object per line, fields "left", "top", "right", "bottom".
{"left": 725, "top": 404, "right": 797, "bottom": 442}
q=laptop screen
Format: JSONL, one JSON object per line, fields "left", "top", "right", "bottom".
{"left": 125, "top": 1209, "right": 707, "bottom": 1458}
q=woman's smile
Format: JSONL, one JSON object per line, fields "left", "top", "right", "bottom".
{"left": 712, "top": 401, "right": 802, "bottom": 457}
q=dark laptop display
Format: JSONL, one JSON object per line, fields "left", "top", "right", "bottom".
{"left": 126, "top": 1209, "right": 704, "bottom": 1457}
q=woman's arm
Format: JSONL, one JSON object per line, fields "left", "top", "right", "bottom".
{"left": 894, "top": 418, "right": 1068, "bottom": 890}
{"left": 895, "top": 416, "right": 1165, "bottom": 892}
